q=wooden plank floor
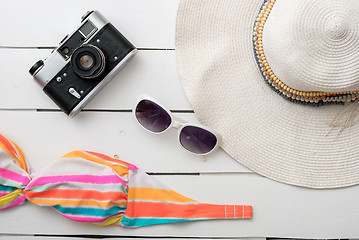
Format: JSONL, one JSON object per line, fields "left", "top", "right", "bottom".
{"left": 1, "top": 0, "right": 359, "bottom": 239}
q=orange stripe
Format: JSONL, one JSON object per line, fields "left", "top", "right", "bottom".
{"left": 0, "top": 135, "right": 27, "bottom": 171}
{"left": 24, "top": 189, "right": 127, "bottom": 202}
{"left": 128, "top": 187, "right": 196, "bottom": 203}
{"left": 224, "top": 205, "right": 252, "bottom": 219}
{"left": 0, "top": 141, "right": 15, "bottom": 161}
{"left": 0, "top": 135, "right": 16, "bottom": 154}
{"left": 10, "top": 140, "right": 27, "bottom": 171}
{"left": 125, "top": 202, "right": 251, "bottom": 219}
{"left": 28, "top": 198, "right": 127, "bottom": 208}
{"left": 61, "top": 151, "right": 129, "bottom": 176}
{"left": 244, "top": 205, "right": 252, "bottom": 218}
{"left": 85, "top": 151, "right": 130, "bottom": 167}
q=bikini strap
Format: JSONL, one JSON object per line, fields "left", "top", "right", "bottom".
{"left": 120, "top": 168, "right": 252, "bottom": 227}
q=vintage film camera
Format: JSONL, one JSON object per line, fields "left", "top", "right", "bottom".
{"left": 29, "top": 11, "right": 137, "bottom": 117}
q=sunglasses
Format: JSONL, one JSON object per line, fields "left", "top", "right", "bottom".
{"left": 134, "top": 96, "right": 222, "bottom": 155}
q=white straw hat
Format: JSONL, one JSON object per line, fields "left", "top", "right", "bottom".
{"left": 175, "top": 0, "right": 359, "bottom": 189}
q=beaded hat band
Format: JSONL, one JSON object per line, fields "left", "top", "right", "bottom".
{"left": 253, "top": 0, "right": 359, "bottom": 106}
{"left": 176, "top": 0, "right": 359, "bottom": 189}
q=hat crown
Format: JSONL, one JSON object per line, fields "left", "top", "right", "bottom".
{"left": 176, "top": 0, "right": 359, "bottom": 188}
{"left": 325, "top": 16, "right": 348, "bottom": 40}
{"left": 262, "top": 0, "right": 359, "bottom": 92}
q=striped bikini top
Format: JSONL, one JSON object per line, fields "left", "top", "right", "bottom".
{"left": 0, "top": 134, "right": 252, "bottom": 228}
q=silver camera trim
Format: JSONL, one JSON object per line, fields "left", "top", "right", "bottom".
{"left": 33, "top": 11, "right": 109, "bottom": 88}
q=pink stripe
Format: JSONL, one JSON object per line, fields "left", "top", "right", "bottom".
{"left": 62, "top": 215, "right": 103, "bottom": 223}
{"left": 55, "top": 211, "right": 104, "bottom": 223}
{"left": 57, "top": 211, "right": 126, "bottom": 223}
{"left": 0, "top": 192, "right": 11, "bottom": 197}
{"left": 129, "top": 164, "right": 138, "bottom": 170}
{"left": 0, "top": 194, "right": 26, "bottom": 210}
{"left": 27, "top": 175, "right": 127, "bottom": 189}
{"left": 0, "top": 168, "right": 30, "bottom": 185}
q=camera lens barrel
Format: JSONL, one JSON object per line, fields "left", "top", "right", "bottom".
{"left": 71, "top": 44, "right": 106, "bottom": 79}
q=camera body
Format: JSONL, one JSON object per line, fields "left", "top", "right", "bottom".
{"left": 29, "top": 11, "right": 137, "bottom": 117}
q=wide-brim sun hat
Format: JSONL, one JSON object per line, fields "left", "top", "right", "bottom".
{"left": 176, "top": 0, "right": 359, "bottom": 189}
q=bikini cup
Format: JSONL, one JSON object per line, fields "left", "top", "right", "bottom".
{"left": 0, "top": 134, "right": 252, "bottom": 228}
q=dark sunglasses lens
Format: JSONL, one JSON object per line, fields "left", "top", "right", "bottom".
{"left": 179, "top": 126, "right": 218, "bottom": 154}
{"left": 135, "top": 100, "right": 172, "bottom": 133}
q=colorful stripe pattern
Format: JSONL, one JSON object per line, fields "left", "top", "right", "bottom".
{"left": 24, "top": 150, "right": 130, "bottom": 225}
{"left": 121, "top": 168, "right": 252, "bottom": 227}
{"left": 0, "top": 134, "right": 30, "bottom": 209}
{"left": 0, "top": 134, "right": 252, "bottom": 227}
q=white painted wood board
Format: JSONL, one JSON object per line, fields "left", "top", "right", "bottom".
{"left": 0, "top": 237, "right": 265, "bottom": 240}
{"left": 0, "top": 111, "right": 251, "bottom": 173}
{"left": 0, "top": 0, "right": 178, "bottom": 49}
{"left": 1, "top": 174, "right": 359, "bottom": 239}
{"left": 1, "top": 0, "right": 358, "bottom": 239}
{"left": 0, "top": 49, "right": 190, "bottom": 110}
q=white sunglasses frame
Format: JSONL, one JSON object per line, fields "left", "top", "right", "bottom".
{"left": 133, "top": 95, "right": 222, "bottom": 155}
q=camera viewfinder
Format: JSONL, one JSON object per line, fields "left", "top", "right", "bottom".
{"left": 79, "top": 21, "right": 97, "bottom": 38}
{"left": 58, "top": 21, "right": 97, "bottom": 60}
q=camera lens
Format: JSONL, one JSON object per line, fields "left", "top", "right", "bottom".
{"left": 78, "top": 52, "right": 95, "bottom": 70}
{"left": 71, "top": 44, "right": 106, "bottom": 79}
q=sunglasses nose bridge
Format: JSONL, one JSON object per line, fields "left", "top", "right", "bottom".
{"left": 172, "top": 119, "right": 183, "bottom": 129}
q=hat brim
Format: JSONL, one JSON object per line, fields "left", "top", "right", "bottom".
{"left": 176, "top": 0, "right": 359, "bottom": 189}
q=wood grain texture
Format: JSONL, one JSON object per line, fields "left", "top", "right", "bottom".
{"left": 0, "top": 0, "right": 178, "bottom": 48}
{"left": 0, "top": 237, "right": 265, "bottom": 240}
{"left": 1, "top": 174, "right": 359, "bottom": 238}
{"left": 0, "top": 111, "right": 252, "bottom": 173}
{"left": 0, "top": 238, "right": 265, "bottom": 240}
{"left": 0, "top": 49, "right": 190, "bottom": 110}
{"left": 0, "top": 0, "right": 358, "bottom": 239}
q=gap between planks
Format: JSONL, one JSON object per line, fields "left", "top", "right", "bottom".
{"left": 0, "top": 46, "right": 175, "bottom": 51}
{"left": 0, "top": 233, "right": 266, "bottom": 239}
{"left": 0, "top": 109, "right": 194, "bottom": 113}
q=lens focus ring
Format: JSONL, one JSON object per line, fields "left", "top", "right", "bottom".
{"left": 71, "top": 44, "right": 106, "bottom": 79}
